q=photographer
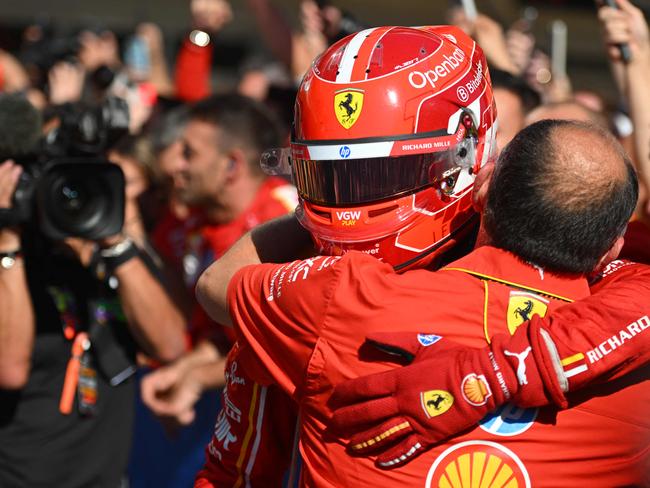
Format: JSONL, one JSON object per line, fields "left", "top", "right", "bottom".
{"left": 0, "top": 94, "right": 186, "bottom": 487}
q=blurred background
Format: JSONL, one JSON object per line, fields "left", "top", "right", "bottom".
{"left": 2, "top": 1, "right": 650, "bottom": 487}
{"left": 2, "top": 0, "right": 649, "bottom": 100}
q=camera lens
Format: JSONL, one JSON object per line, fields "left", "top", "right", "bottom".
{"left": 37, "top": 161, "right": 124, "bottom": 240}
{"left": 58, "top": 180, "right": 89, "bottom": 214}
{"left": 49, "top": 174, "right": 108, "bottom": 234}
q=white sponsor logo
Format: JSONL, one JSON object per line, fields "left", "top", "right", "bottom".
{"left": 401, "top": 140, "right": 451, "bottom": 152}
{"left": 489, "top": 351, "right": 511, "bottom": 400}
{"left": 600, "top": 259, "right": 633, "bottom": 278}
{"left": 394, "top": 57, "right": 420, "bottom": 70}
{"left": 418, "top": 333, "right": 442, "bottom": 347}
{"left": 288, "top": 258, "right": 317, "bottom": 282}
{"left": 268, "top": 256, "right": 343, "bottom": 301}
{"left": 266, "top": 263, "right": 288, "bottom": 301}
{"left": 226, "top": 360, "right": 246, "bottom": 387}
{"left": 457, "top": 86, "right": 469, "bottom": 102}
{"left": 336, "top": 210, "right": 362, "bottom": 221}
{"left": 408, "top": 47, "right": 465, "bottom": 89}
{"left": 456, "top": 61, "right": 483, "bottom": 102}
{"left": 402, "top": 142, "right": 433, "bottom": 151}
{"left": 213, "top": 409, "right": 237, "bottom": 450}
{"left": 317, "top": 256, "right": 341, "bottom": 271}
{"left": 223, "top": 390, "right": 242, "bottom": 423}
{"left": 442, "top": 34, "right": 457, "bottom": 44}
{"left": 465, "top": 61, "right": 483, "bottom": 94}
{"left": 586, "top": 315, "right": 649, "bottom": 363}
{"left": 504, "top": 347, "right": 532, "bottom": 386}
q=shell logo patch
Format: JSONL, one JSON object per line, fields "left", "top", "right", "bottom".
{"left": 426, "top": 440, "right": 531, "bottom": 488}
{"left": 421, "top": 390, "right": 454, "bottom": 418}
{"left": 461, "top": 373, "right": 492, "bottom": 406}
{"left": 506, "top": 291, "right": 549, "bottom": 335}
{"left": 334, "top": 89, "right": 364, "bottom": 129}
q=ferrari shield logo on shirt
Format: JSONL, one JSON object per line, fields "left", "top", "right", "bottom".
{"left": 334, "top": 89, "right": 364, "bottom": 129}
{"left": 421, "top": 390, "right": 454, "bottom": 418}
{"left": 425, "top": 440, "right": 531, "bottom": 488}
{"left": 506, "top": 291, "right": 549, "bottom": 335}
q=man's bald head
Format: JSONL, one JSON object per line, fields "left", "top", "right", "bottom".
{"left": 484, "top": 119, "right": 637, "bottom": 275}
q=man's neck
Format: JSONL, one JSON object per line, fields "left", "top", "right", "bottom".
{"left": 473, "top": 219, "right": 492, "bottom": 249}
{"left": 205, "top": 176, "right": 265, "bottom": 224}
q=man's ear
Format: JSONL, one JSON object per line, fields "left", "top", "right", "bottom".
{"left": 225, "top": 148, "right": 247, "bottom": 179}
{"left": 596, "top": 236, "right": 625, "bottom": 272}
{"left": 472, "top": 162, "right": 495, "bottom": 212}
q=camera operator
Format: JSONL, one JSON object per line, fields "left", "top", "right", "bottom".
{"left": 0, "top": 94, "right": 186, "bottom": 487}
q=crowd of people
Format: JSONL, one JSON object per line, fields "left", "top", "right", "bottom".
{"left": 0, "top": 0, "right": 648, "bottom": 487}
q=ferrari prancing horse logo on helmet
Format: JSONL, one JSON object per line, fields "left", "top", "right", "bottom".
{"left": 335, "top": 89, "right": 364, "bottom": 129}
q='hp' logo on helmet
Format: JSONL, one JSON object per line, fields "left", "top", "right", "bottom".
{"left": 339, "top": 146, "right": 351, "bottom": 158}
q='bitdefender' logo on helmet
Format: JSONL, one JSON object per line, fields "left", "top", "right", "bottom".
{"left": 408, "top": 47, "right": 466, "bottom": 90}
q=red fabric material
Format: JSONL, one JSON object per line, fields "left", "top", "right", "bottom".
{"left": 523, "top": 316, "right": 568, "bottom": 408}
{"left": 544, "top": 260, "right": 650, "bottom": 390}
{"left": 174, "top": 37, "right": 213, "bottom": 102}
{"left": 227, "top": 246, "right": 649, "bottom": 487}
{"left": 326, "top": 258, "right": 650, "bottom": 471}
{"left": 195, "top": 343, "right": 297, "bottom": 488}
{"left": 329, "top": 326, "right": 557, "bottom": 468}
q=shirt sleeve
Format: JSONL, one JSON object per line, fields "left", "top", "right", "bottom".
{"left": 174, "top": 37, "right": 212, "bottom": 102}
{"left": 227, "top": 255, "right": 345, "bottom": 397}
{"left": 543, "top": 260, "right": 650, "bottom": 390}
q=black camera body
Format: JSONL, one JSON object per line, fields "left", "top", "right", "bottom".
{"left": 0, "top": 97, "right": 129, "bottom": 240}
{"left": 11, "top": 158, "right": 125, "bottom": 241}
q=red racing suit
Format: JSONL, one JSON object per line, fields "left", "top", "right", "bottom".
{"left": 219, "top": 246, "right": 649, "bottom": 487}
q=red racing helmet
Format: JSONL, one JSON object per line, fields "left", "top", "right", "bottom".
{"left": 263, "top": 25, "right": 497, "bottom": 270}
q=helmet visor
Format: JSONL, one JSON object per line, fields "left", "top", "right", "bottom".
{"left": 292, "top": 139, "right": 475, "bottom": 206}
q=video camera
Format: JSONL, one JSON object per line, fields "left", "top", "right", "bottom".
{"left": 0, "top": 95, "right": 128, "bottom": 240}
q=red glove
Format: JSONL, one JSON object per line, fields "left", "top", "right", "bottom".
{"left": 331, "top": 261, "right": 650, "bottom": 470}
{"left": 329, "top": 318, "right": 567, "bottom": 469}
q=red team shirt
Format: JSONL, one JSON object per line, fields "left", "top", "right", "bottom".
{"left": 221, "top": 246, "right": 649, "bottom": 487}
{"left": 152, "top": 177, "right": 297, "bottom": 345}
{"left": 151, "top": 177, "right": 301, "bottom": 487}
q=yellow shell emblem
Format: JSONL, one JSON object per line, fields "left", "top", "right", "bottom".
{"left": 426, "top": 441, "right": 531, "bottom": 488}
{"left": 421, "top": 390, "right": 454, "bottom": 418}
{"left": 506, "top": 291, "right": 549, "bottom": 335}
{"left": 334, "top": 89, "right": 364, "bottom": 129}
{"left": 438, "top": 451, "right": 518, "bottom": 488}
{"left": 461, "top": 374, "right": 492, "bottom": 406}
